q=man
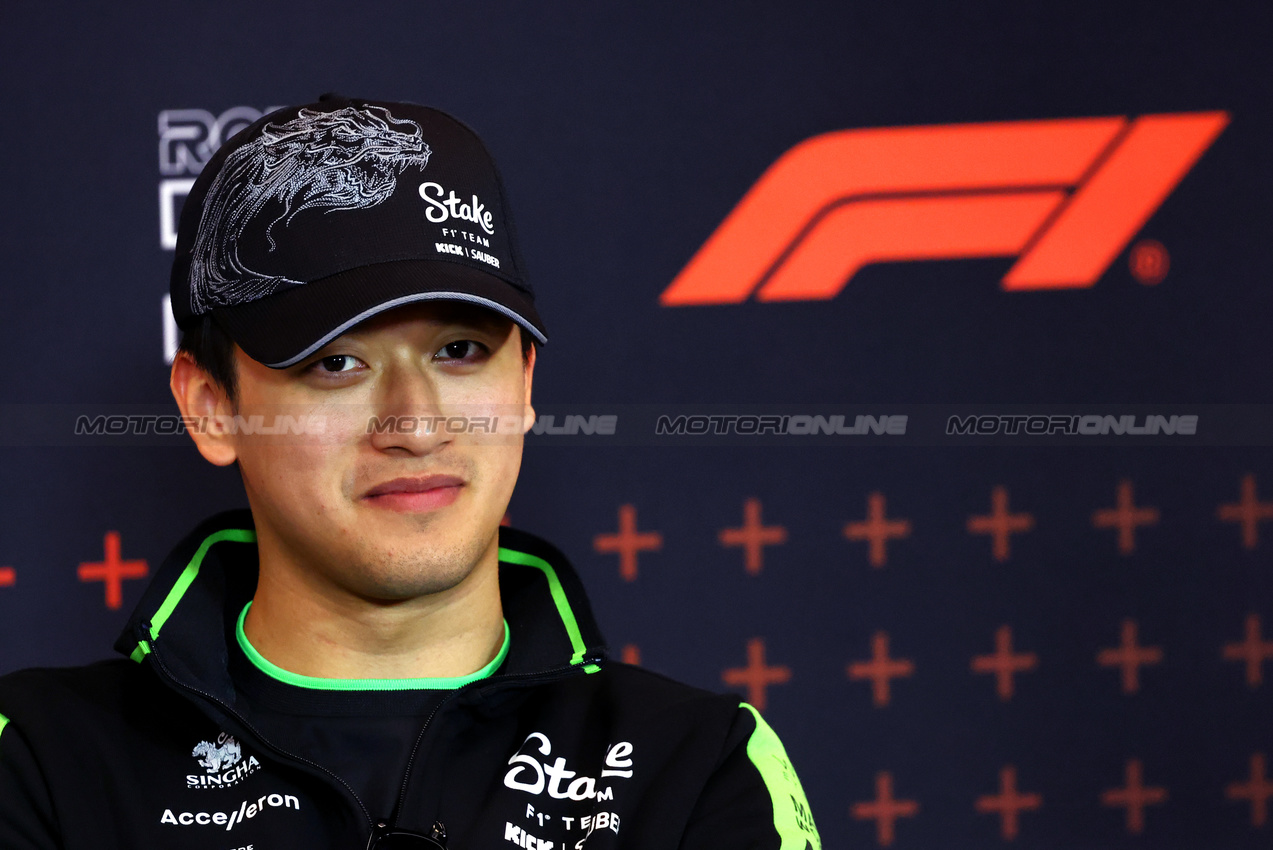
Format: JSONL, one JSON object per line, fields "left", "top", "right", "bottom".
{"left": 0, "top": 94, "right": 821, "bottom": 849}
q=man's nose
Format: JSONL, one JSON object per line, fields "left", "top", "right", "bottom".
{"left": 367, "top": 360, "right": 451, "bottom": 456}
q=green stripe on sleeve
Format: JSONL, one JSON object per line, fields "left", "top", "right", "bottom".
{"left": 740, "top": 703, "right": 821, "bottom": 850}
{"left": 497, "top": 547, "right": 594, "bottom": 669}
{"left": 0, "top": 712, "right": 9, "bottom": 742}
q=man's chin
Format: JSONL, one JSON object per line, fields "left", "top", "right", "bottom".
{"left": 341, "top": 556, "right": 476, "bottom": 603}
{"left": 338, "top": 527, "right": 500, "bottom": 603}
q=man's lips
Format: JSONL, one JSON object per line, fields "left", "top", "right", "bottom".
{"left": 362, "top": 475, "right": 465, "bottom": 511}
{"left": 364, "top": 475, "right": 465, "bottom": 497}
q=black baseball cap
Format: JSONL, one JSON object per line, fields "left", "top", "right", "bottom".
{"left": 170, "top": 93, "right": 546, "bottom": 368}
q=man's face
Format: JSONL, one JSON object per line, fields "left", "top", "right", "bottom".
{"left": 188, "top": 302, "right": 535, "bottom": 603}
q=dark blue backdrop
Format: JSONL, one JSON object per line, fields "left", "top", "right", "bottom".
{"left": 3, "top": 3, "right": 1272, "bottom": 847}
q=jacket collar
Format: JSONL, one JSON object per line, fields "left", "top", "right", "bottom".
{"left": 115, "top": 509, "right": 608, "bottom": 705}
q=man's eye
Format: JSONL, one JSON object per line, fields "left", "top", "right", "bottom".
{"left": 315, "top": 355, "right": 362, "bottom": 373}
{"left": 435, "top": 340, "right": 486, "bottom": 362}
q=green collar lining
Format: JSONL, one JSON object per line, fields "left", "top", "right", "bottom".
{"left": 235, "top": 602, "right": 511, "bottom": 691}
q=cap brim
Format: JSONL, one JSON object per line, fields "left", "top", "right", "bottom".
{"left": 211, "top": 260, "right": 547, "bottom": 368}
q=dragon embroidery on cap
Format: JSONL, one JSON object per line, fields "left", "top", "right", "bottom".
{"left": 188, "top": 105, "right": 432, "bottom": 313}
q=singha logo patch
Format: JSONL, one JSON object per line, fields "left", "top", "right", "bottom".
{"left": 187, "top": 104, "right": 432, "bottom": 313}
{"left": 193, "top": 733, "right": 242, "bottom": 773}
{"left": 188, "top": 732, "right": 261, "bottom": 789}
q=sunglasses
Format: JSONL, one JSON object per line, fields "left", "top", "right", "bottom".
{"left": 367, "top": 820, "right": 448, "bottom": 849}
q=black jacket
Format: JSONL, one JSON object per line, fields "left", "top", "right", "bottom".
{"left": 0, "top": 510, "right": 821, "bottom": 849}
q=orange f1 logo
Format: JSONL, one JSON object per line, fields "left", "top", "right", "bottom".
{"left": 659, "top": 112, "right": 1227, "bottom": 305}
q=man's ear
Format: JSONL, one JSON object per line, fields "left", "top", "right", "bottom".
{"left": 170, "top": 351, "right": 239, "bottom": 466}
{"left": 521, "top": 343, "right": 537, "bottom": 434}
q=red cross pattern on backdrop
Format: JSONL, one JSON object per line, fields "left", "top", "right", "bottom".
{"left": 718, "top": 498, "right": 786, "bottom": 575}
{"left": 844, "top": 492, "right": 911, "bottom": 568}
{"left": 1092, "top": 479, "right": 1160, "bottom": 555}
{"left": 851, "top": 771, "right": 919, "bottom": 846}
{"left": 593, "top": 504, "right": 662, "bottom": 581}
{"left": 78, "top": 531, "right": 148, "bottom": 610}
{"left": 589, "top": 474, "right": 1270, "bottom": 844}
{"left": 721, "top": 637, "right": 791, "bottom": 711}
{"left": 1222, "top": 614, "right": 1273, "bottom": 687}
{"left": 1216, "top": 473, "right": 1273, "bottom": 549}
{"left": 975, "top": 765, "right": 1043, "bottom": 840}
{"left": 971, "top": 625, "right": 1038, "bottom": 701}
{"left": 594, "top": 475, "right": 1261, "bottom": 581}
{"left": 1097, "top": 619, "right": 1163, "bottom": 694}
{"left": 967, "top": 486, "right": 1034, "bottom": 562}
{"left": 0, "top": 566, "right": 14, "bottom": 588}
{"left": 1101, "top": 758, "right": 1168, "bottom": 835}
{"left": 1226, "top": 753, "right": 1273, "bottom": 828}
{"left": 847, "top": 631, "right": 915, "bottom": 708}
